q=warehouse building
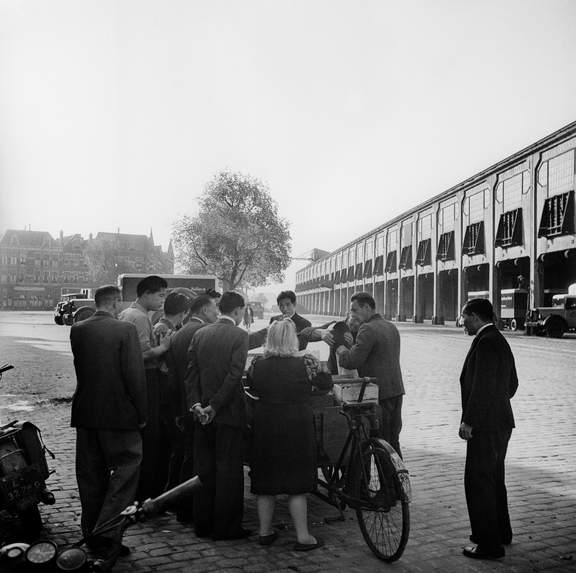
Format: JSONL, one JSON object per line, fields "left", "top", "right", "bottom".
{"left": 295, "top": 121, "right": 576, "bottom": 327}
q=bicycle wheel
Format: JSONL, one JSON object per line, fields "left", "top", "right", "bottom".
{"left": 351, "top": 440, "right": 410, "bottom": 562}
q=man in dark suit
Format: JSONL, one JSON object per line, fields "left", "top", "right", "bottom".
{"left": 70, "top": 285, "right": 147, "bottom": 570}
{"left": 269, "top": 290, "right": 311, "bottom": 350}
{"left": 165, "top": 292, "right": 267, "bottom": 523}
{"left": 164, "top": 293, "right": 219, "bottom": 522}
{"left": 335, "top": 292, "right": 405, "bottom": 456}
{"left": 459, "top": 298, "right": 518, "bottom": 560}
{"left": 185, "top": 291, "right": 251, "bottom": 540}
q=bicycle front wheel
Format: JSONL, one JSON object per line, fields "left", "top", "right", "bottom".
{"left": 351, "top": 441, "right": 410, "bottom": 562}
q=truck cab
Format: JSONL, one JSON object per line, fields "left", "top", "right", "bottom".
{"left": 525, "top": 289, "right": 576, "bottom": 338}
{"left": 53, "top": 290, "right": 96, "bottom": 325}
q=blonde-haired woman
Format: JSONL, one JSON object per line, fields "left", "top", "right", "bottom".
{"left": 247, "top": 318, "right": 332, "bottom": 550}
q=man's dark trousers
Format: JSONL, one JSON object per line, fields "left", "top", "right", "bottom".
{"left": 193, "top": 422, "right": 244, "bottom": 538}
{"left": 76, "top": 428, "right": 142, "bottom": 546}
{"left": 138, "top": 369, "right": 161, "bottom": 501}
{"left": 465, "top": 428, "right": 513, "bottom": 549}
{"left": 378, "top": 395, "right": 403, "bottom": 458}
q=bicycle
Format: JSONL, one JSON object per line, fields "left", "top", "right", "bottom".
{"left": 313, "top": 376, "right": 411, "bottom": 562}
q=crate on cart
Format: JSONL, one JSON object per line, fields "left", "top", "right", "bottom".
{"left": 313, "top": 376, "right": 380, "bottom": 464}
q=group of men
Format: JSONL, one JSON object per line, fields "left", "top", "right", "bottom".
{"left": 69, "top": 276, "right": 518, "bottom": 569}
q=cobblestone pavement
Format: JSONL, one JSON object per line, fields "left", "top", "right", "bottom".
{"left": 0, "top": 312, "right": 575, "bottom": 572}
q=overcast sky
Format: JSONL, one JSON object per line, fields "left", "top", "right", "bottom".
{"left": 1, "top": 0, "right": 575, "bottom": 290}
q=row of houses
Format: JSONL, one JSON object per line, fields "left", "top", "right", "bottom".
{"left": 0, "top": 229, "right": 174, "bottom": 309}
{"left": 295, "top": 121, "right": 576, "bottom": 324}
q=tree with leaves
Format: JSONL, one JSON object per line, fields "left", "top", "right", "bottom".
{"left": 173, "top": 171, "right": 291, "bottom": 291}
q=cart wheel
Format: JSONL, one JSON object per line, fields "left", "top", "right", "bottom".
{"left": 510, "top": 318, "right": 518, "bottom": 331}
{"left": 351, "top": 441, "right": 409, "bottom": 562}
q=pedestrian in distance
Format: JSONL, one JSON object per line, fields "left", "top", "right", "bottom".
{"left": 269, "top": 290, "right": 312, "bottom": 350}
{"left": 335, "top": 292, "right": 405, "bottom": 457}
{"left": 119, "top": 275, "right": 170, "bottom": 501}
{"left": 243, "top": 304, "right": 254, "bottom": 331}
{"left": 185, "top": 291, "right": 252, "bottom": 540}
{"left": 70, "top": 285, "right": 146, "bottom": 571}
{"left": 459, "top": 298, "right": 518, "bottom": 560}
{"left": 247, "top": 319, "right": 332, "bottom": 550}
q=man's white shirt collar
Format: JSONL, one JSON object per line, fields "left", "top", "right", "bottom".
{"left": 476, "top": 323, "right": 494, "bottom": 336}
{"left": 220, "top": 315, "right": 235, "bottom": 324}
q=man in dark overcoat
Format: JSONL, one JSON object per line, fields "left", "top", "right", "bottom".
{"left": 459, "top": 298, "right": 518, "bottom": 560}
{"left": 336, "top": 292, "right": 405, "bottom": 456}
{"left": 185, "top": 291, "right": 251, "bottom": 540}
{"left": 70, "top": 285, "right": 146, "bottom": 569}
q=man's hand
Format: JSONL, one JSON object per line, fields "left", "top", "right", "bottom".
{"left": 343, "top": 332, "right": 354, "bottom": 346}
{"left": 203, "top": 405, "right": 216, "bottom": 425}
{"left": 159, "top": 333, "right": 172, "bottom": 352}
{"left": 335, "top": 344, "right": 348, "bottom": 356}
{"left": 459, "top": 422, "right": 473, "bottom": 440}
{"left": 320, "top": 330, "right": 334, "bottom": 347}
{"left": 191, "top": 403, "right": 205, "bottom": 423}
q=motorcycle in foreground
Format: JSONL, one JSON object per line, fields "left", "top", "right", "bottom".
{"left": 0, "top": 475, "right": 202, "bottom": 571}
{"left": 0, "top": 363, "right": 55, "bottom": 537}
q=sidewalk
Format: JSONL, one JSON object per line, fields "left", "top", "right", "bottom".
{"left": 4, "top": 404, "right": 575, "bottom": 573}
{"left": 1, "top": 315, "right": 575, "bottom": 572}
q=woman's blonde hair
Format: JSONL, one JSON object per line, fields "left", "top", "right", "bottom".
{"left": 264, "top": 318, "right": 299, "bottom": 357}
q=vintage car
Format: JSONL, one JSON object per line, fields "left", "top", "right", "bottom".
{"left": 525, "top": 290, "right": 576, "bottom": 338}
{"left": 53, "top": 292, "right": 95, "bottom": 325}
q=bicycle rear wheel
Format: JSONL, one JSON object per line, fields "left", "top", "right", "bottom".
{"left": 351, "top": 440, "right": 410, "bottom": 562}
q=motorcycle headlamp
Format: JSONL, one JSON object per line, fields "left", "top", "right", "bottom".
{"left": 25, "top": 539, "right": 58, "bottom": 565}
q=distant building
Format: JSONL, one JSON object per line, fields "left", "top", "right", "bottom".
{"left": 0, "top": 229, "right": 174, "bottom": 310}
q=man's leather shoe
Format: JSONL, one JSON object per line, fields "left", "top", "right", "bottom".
{"left": 463, "top": 544, "right": 504, "bottom": 560}
{"left": 212, "top": 528, "right": 253, "bottom": 541}
{"left": 176, "top": 511, "right": 194, "bottom": 525}
{"left": 470, "top": 535, "right": 511, "bottom": 546}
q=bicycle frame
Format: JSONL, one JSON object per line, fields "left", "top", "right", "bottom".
{"left": 314, "top": 401, "right": 379, "bottom": 511}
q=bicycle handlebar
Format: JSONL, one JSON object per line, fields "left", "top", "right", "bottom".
{"left": 141, "top": 475, "right": 202, "bottom": 517}
{"left": 0, "top": 364, "right": 14, "bottom": 375}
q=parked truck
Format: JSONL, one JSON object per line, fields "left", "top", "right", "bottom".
{"left": 53, "top": 274, "right": 218, "bottom": 325}
{"left": 53, "top": 289, "right": 95, "bottom": 325}
{"left": 525, "top": 284, "right": 576, "bottom": 338}
{"left": 500, "top": 288, "right": 528, "bottom": 331}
